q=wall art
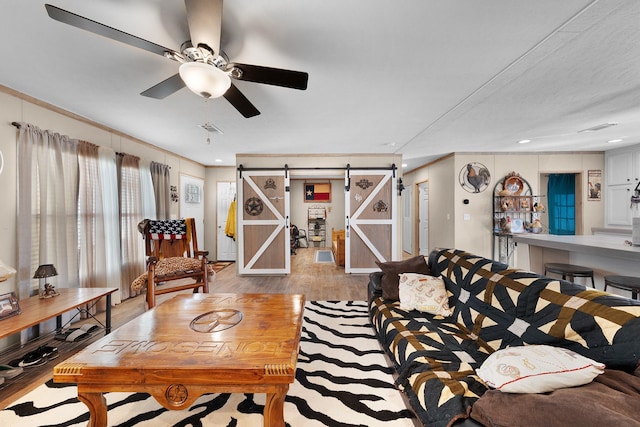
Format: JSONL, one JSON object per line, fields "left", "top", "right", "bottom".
{"left": 588, "top": 170, "right": 602, "bottom": 201}
{"left": 185, "top": 183, "right": 201, "bottom": 204}
{"left": 459, "top": 162, "right": 491, "bottom": 193}
{"left": 305, "top": 182, "right": 331, "bottom": 203}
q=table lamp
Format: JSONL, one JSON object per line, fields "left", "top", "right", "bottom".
{"left": 33, "top": 264, "right": 59, "bottom": 298}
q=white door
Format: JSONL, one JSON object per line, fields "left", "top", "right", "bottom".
{"left": 179, "top": 174, "right": 205, "bottom": 247}
{"left": 217, "top": 181, "right": 237, "bottom": 261}
{"left": 418, "top": 182, "right": 429, "bottom": 255}
{"left": 345, "top": 169, "right": 397, "bottom": 273}
{"left": 237, "top": 170, "right": 290, "bottom": 275}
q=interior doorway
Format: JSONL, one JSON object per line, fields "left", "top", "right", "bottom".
{"left": 539, "top": 173, "right": 583, "bottom": 235}
{"left": 216, "top": 181, "right": 237, "bottom": 261}
{"left": 417, "top": 181, "right": 429, "bottom": 255}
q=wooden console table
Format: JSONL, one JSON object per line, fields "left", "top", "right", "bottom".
{"left": 0, "top": 287, "right": 118, "bottom": 408}
{"left": 0, "top": 287, "right": 118, "bottom": 340}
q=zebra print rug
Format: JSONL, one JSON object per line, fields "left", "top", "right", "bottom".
{"left": 0, "top": 301, "right": 416, "bottom": 426}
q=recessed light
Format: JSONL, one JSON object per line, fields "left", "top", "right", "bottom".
{"left": 215, "top": 159, "right": 222, "bottom": 162}
{"left": 517, "top": 139, "right": 531, "bottom": 144}
{"left": 607, "top": 139, "right": 622, "bottom": 143}
{"left": 402, "top": 163, "right": 408, "bottom": 168}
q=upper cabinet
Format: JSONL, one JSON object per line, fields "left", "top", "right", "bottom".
{"left": 606, "top": 149, "right": 638, "bottom": 186}
{"left": 605, "top": 144, "right": 640, "bottom": 226}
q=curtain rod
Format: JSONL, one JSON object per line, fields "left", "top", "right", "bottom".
{"left": 12, "top": 122, "right": 170, "bottom": 169}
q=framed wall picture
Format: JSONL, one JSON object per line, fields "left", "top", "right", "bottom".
{"left": 0, "top": 292, "right": 21, "bottom": 320}
{"left": 588, "top": 170, "right": 602, "bottom": 201}
{"left": 304, "top": 182, "right": 331, "bottom": 203}
{"left": 184, "top": 183, "right": 201, "bottom": 204}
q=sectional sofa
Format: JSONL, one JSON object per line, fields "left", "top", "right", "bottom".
{"left": 368, "top": 248, "right": 640, "bottom": 427}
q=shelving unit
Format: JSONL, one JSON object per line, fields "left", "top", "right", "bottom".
{"left": 308, "top": 207, "right": 326, "bottom": 247}
{"left": 492, "top": 172, "right": 544, "bottom": 265}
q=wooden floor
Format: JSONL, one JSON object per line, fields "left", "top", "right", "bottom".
{"left": 0, "top": 247, "right": 370, "bottom": 408}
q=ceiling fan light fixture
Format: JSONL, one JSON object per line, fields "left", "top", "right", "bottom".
{"left": 179, "top": 62, "right": 231, "bottom": 99}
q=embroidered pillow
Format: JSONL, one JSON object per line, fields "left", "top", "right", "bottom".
{"left": 398, "top": 273, "right": 452, "bottom": 316}
{"left": 375, "top": 256, "right": 430, "bottom": 301}
{"left": 476, "top": 345, "right": 605, "bottom": 393}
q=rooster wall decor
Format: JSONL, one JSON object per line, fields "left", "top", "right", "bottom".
{"left": 459, "top": 162, "right": 491, "bottom": 193}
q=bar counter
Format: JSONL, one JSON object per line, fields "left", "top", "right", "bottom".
{"left": 513, "top": 233, "right": 640, "bottom": 297}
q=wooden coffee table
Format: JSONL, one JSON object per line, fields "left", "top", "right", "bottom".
{"left": 53, "top": 293, "right": 306, "bottom": 427}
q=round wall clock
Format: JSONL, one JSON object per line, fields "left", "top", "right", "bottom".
{"left": 459, "top": 162, "right": 491, "bottom": 193}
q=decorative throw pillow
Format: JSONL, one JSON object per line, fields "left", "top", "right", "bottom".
{"left": 476, "top": 345, "right": 605, "bottom": 393}
{"left": 375, "top": 256, "right": 430, "bottom": 301}
{"left": 398, "top": 273, "right": 453, "bottom": 316}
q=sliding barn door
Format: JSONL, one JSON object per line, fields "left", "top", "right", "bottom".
{"left": 345, "top": 169, "right": 398, "bottom": 273}
{"left": 237, "top": 170, "right": 290, "bottom": 275}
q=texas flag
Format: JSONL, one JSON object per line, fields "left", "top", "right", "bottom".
{"left": 305, "top": 183, "right": 330, "bottom": 201}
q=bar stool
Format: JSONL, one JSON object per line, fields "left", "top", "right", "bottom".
{"left": 604, "top": 276, "right": 640, "bottom": 300}
{"left": 544, "top": 263, "right": 595, "bottom": 287}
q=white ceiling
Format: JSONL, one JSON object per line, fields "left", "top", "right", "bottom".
{"left": 1, "top": 0, "right": 639, "bottom": 171}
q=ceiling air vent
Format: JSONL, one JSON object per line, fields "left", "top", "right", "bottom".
{"left": 578, "top": 123, "right": 617, "bottom": 133}
{"left": 198, "top": 123, "right": 224, "bottom": 134}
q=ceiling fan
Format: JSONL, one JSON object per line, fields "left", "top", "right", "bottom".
{"left": 44, "top": 0, "right": 309, "bottom": 118}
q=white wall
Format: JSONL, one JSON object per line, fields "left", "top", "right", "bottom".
{"left": 404, "top": 152, "right": 605, "bottom": 260}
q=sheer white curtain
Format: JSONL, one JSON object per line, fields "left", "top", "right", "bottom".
{"left": 16, "top": 122, "right": 167, "bottom": 311}
{"left": 99, "top": 147, "right": 123, "bottom": 304}
{"left": 118, "top": 154, "right": 145, "bottom": 300}
{"left": 78, "top": 141, "right": 101, "bottom": 290}
{"left": 77, "top": 142, "right": 123, "bottom": 306}
{"left": 17, "top": 123, "right": 79, "bottom": 301}
{"left": 17, "top": 124, "right": 79, "bottom": 340}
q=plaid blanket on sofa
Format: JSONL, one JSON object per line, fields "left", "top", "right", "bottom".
{"left": 370, "top": 249, "right": 640, "bottom": 427}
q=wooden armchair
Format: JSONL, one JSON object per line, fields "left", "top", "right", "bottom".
{"left": 332, "top": 228, "right": 346, "bottom": 267}
{"left": 140, "top": 218, "right": 209, "bottom": 309}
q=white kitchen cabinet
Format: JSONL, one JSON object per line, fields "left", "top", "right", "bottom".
{"left": 605, "top": 145, "right": 640, "bottom": 226}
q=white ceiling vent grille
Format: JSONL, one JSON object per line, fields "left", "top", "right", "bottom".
{"left": 198, "top": 123, "right": 224, "bottom": 134}
{"left": 578, "top": 123, "right": 617, "bottom": 133}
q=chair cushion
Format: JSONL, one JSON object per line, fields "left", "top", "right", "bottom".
{"left": 131, "top": 257, "right": 213, "bottom": 292}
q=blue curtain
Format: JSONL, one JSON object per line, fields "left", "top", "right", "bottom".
{"left": 547, "top": 174, "right": 575, "bottom": 235}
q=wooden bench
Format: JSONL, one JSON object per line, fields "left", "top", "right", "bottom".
{"left": 332, "top": 228, "right": 345, "bottom": 266}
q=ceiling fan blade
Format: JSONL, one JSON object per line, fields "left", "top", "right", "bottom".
{"left": 184, "top": 0, "right": 223, "bottom": 56}
{"left": 45, "top": 4, "right": 177, "bottom": 58}
{"left": 224, "top": 84, "right": 260, "bottom": 118}
{"left": 231, "top": 63, "right": 309, "bottom": 90}
{"left": 140, "top": 74, "right": 185, "bottom": 99}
